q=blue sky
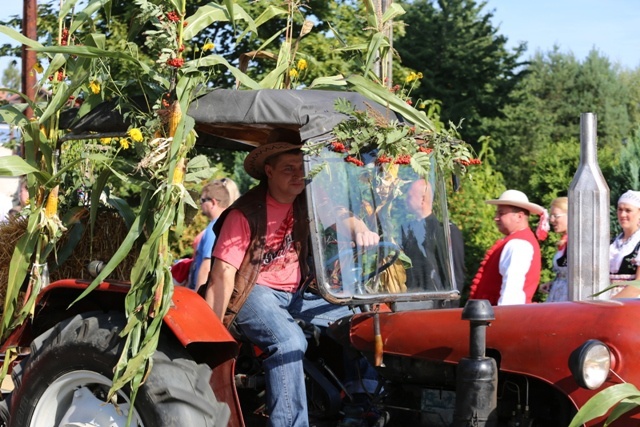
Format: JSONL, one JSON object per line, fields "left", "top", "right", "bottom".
{"left": 1, "top": 0, "right": 639, "bottom": 76}
{"left": 486, "top": 0, "right": 640, "bottom": 70}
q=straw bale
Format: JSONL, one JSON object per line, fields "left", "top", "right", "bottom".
{"left": 0, "top": 210, "right": 139, "bottom": 309}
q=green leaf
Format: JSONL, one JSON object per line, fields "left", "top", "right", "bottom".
{"left": 0, "top": 25, "right": 44, "bottom": 50}
{"left": 1, "top": 211, "right": 40, "bottom": 338}
{"left": 346, "top": 74, "right": 436, "bottom": 133}
{"left": 185, "top": 56, "right": 260, "bottom": 90}
{"left": 363, "top": 33, "right": 387, "bottom": 77}
{"left": 381, "top": 3, "right": 406, "bottom": 23}
{"left": 362, "top": 0, "right": 378, "bottom": 28}
{"left": 51, "top": 221, "right": 85, "bottom": 273}
{"left": 84, "top": 33, "right": 107, "bottom": 50}
{"left": 168, "top": 0, "right": 182, "bottom": 15}
{"left": 59, "top": 0, "right": 82, "bottom": 22}
{"left": 236, "top": 4, "right": 287, "bottom": 43}
{"left": 69, "top": 0, "right": 112, "bottom": 35}
{"left": 568, "top": 383, "right": 640, "bottom": 427}
{"left": 0, "top": 94, "right": 35, "bottom": 125}
{"left": 183, "top": 3, "right": 257, "bottom": 41}
{"left": 107, "top": 196, "right": 136, "bottom": 229}
{"left": 70, "top": 194, "right": 151, "bottom": 306}
{"left": 410, "top": 152, "right": 432, "bottom": 179}
{"left": 253, "top": 4, "right": 287, "bottom": 28}
{"left": 40, "top": 53, "right": 67, "bottom": 85}
{"left": 0, "top": 156, "right": 39, "bottom": 176}
{"left": 606, "top": 398, "right": 640, "bottom": 425}
{"left": 32, "top": 45, "right": 138, "bottom": 62}
{"left": 308, "top": 75, "right": 348, "bottom": 89}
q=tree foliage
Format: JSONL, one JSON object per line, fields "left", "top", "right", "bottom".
{"left": 484, "top": 48, "right": 633, "bottom": 194}
{"left": 395, "top": 0, "right": 527, "bottom": 146}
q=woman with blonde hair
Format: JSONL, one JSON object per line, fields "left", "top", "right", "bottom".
{"left": 540, "top": 197, "right": 569, "bottom": 302}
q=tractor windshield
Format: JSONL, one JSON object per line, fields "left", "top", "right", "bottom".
{"left": 306, "top": 145, "right": 459, "bottom": 305}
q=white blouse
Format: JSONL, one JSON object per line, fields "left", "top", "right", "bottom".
{"left": 609, "top": 230, "right": 640, "bottom": 276}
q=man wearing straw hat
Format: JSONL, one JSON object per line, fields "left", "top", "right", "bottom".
{"left": 469, "top": 189, "right": 547, "bottom": 306}
{"left": 204, "top": 132, "right": 380, "bottom": 427}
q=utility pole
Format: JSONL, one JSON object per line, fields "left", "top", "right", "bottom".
{"left": 22, "top": 0, "right": 37, "bottom": 120}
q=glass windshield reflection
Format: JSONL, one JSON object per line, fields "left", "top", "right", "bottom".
{"left": 307, "top": 147, "right": 458, "bottom": 303}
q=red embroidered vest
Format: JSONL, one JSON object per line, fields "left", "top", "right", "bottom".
{"left": 469, "top": 228, "right": 541, "bottom": 305}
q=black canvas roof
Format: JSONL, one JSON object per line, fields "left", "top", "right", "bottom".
{"left": 188, "top": 88, "right": 402, "bottom": 151}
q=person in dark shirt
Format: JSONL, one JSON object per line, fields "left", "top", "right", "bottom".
{"left": 399, "top": 179, "right": 465, "bottom": 308}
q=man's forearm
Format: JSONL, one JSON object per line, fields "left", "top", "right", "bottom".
{"left": 206, "top": 259, "right": 237, "bottom": 321}
{"left": 196, "top": 259, "right": 210, "bottom": 292}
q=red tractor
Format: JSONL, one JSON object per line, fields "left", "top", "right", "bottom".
{"left": 0, "top": 89, "right": 637, "bottom": 427}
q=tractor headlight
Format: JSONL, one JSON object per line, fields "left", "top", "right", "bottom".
{"left": 569, "top": 339, "right": 611, "bottom": 390}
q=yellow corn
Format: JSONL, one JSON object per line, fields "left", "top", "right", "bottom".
{"left": 168, "top": 101, "right": 182, "bottom": 138}
{"left": 172, "top": 157, "right": 185, "bottom": 184}
{"left": 45, "top": 186, "right": 59, "bottom": 218}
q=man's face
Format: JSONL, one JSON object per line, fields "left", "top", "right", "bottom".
{"left": 405, "top": 180, "right": 432, "bottom": 218}
{"left": 265, "top": 152, "right": 305, "bottom": 202}
{"left": 494, "top": 205, "right": 522, "bottom": 235}
{"left": 200, "top": 192, "right": 215, "bottom": 218}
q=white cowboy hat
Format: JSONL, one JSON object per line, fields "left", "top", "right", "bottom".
{"left": 485, "top": 189, "right": 544, "bottom": 215}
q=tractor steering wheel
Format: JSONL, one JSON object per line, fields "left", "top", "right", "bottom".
{"left": 324, "top": 241, "right": 402, "bottom": 290}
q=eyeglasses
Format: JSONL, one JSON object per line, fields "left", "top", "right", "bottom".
{"left": 495, "top": 210, "right": 517, "bottom": 218}
{"left": 549, "top": 214, "right": 566, "bottom": 219}
{"left": 200, "top": 197, "right": 212, "bottom": 204}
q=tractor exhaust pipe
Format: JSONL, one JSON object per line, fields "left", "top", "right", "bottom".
{"left": 568, "top": 113, "right": 610, "bottom": 300}
{"left": 453, "top": 299, "right": 497, "bottom": 427}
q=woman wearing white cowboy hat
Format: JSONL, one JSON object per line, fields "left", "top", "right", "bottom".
{"left": 468, "top": 190, "right": 547, "bottom": 305}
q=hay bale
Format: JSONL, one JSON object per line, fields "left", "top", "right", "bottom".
{"left": 0, "top": 210, "right": 139, "bottom": 309}
{"left": 50, "top": 210, "right": 139, "bottom": 282}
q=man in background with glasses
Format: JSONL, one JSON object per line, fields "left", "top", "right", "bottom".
{"left": 190, "top": 178, "right": 240, "bottom": 292}
{"left": 468, "top": 189, "right": 547, "bottom": 305}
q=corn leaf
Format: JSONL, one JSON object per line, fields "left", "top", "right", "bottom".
{"left": 69, "top": 192, "right": 152, "bottom": 306}
{"left": 568, "top": 383, "right": 640, "bottom": 427}
{"left": 0, "top": 156, "right": 39, "bottom": 176}
{"left": 346, "top": 74, "right": 436, "bottom": 133}
{"left": 0, "top": 25, "right": 44, "bottom": 50}
{"left": 1, "top": 212, "right": 40, "bottom": 338}
{"left": 68, "top": 0, "right": 109, "bottom": 36}
{"left": 184, "top": 56, "right": 260, "bottom": 89}
{"left": 183, "top": 3, "right": 257, "bottom": 40}
{"left": 382, "top": 3, "right": 406, "bottom": 22}
{"left": 363, "top": 33, "right": 387, "bottom": 78}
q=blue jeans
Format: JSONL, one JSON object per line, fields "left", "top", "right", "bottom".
{"left": 235, "top": 284, "right": 365, "bottom": 427}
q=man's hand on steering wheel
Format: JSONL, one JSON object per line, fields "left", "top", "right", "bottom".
{"left": 354, "top": 229, "right": 380, "bottom": 247}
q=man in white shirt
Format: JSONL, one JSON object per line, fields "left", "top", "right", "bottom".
{"left": 468, "top": 190, "right": 546, "bottom": 305}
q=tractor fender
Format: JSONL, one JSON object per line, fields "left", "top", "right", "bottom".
{"left": 8, "top": 280, "right": 238, "bottom": 367}
{"left": 165, "top": 285, "right": 238, "bottom": 361}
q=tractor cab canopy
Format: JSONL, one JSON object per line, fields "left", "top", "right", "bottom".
{"left": 189, "top": 89, "right": 460, "bottom": 307}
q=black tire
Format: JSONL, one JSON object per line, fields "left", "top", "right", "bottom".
{"left": 0, "top": 398, "right": 8, "bottom": 427}
{"left": 8, "top": 311, "right": 230, "bottom": 427}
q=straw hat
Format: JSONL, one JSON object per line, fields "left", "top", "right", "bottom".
{"left": 243, "top": 142, "right": 303, "bottom": 180}
{"left": 485, "top": 189, "right": 544, "bottom": 215}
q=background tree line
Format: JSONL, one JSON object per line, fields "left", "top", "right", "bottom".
{"left": 2, "top": 0, "right": 639, "bottom": 297}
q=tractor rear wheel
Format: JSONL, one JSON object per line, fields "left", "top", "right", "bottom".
{"left": 8, "top": 311, "right": 229, "bottom": 427}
